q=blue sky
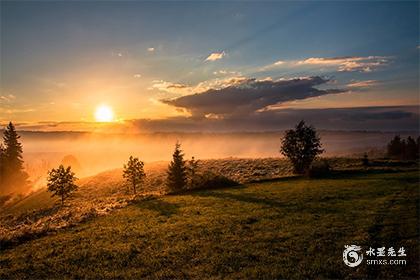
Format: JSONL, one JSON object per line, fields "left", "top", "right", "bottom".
{"left": 0, "top": 1, "right": 418, "bottom": 131}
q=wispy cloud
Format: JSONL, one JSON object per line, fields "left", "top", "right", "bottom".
{"left": 259, "top": 60, "right": 286, "bottom": 71}
{"left": 213, "top": 70, "right": 241, "bottom": 76}
{"left": 147, "top": 47, "right": 155, "bottom": 52}
{"left": 296, "top": 56, "right": 389, "bottom": 72}
{"left": 260, "top": 56, "right": 390, "bottom": 73}
{"left": 205, "top": 51, "right": 226, "bottom": 61}
{"left": 0, "top": 94, "right": 16, "bottom": 103}
{"left": 347, "top": 80, "right": 378, "bottom": 88}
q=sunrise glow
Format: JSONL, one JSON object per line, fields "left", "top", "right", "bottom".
{"left": 94, "top": 105, "right": 114, "bottom": 122}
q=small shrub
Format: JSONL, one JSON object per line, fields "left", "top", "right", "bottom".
{"left": 362, "top": 153, "right": 369, "bottom": 167}
{"left": 192, "top": 171, "right": 239, "bottom": 190}
{"left": 307, "top": 160, "right": 332, "bottom": 178}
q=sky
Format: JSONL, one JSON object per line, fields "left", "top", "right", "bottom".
{"left": 0, "top": 1, "right": 419, "bottom": 131}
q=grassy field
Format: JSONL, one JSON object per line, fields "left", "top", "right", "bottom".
{"left": 0, "top": 170, "right": 419, "bottom": 279}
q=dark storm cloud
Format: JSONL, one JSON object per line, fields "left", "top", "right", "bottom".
{"left": 163, "top": 76, "right": 345, "bottom": 117}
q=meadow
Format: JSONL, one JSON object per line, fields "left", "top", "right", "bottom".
{"left": 0, "top": 164, "right": 419, "bottom": 279}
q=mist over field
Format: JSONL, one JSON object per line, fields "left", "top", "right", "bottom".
{"left": 14, "top": 130, "right": 415, "bottom": 189}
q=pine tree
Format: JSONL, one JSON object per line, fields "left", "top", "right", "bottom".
{"left": 2, "top": 122, "right": 29, "bottom": 193}
{"left": 387, "top": 135, "right": 403, "bottom": 159}
{"left": 47, "top": 165, "right": 78, "bottom": 206}
{"left": 3, "top": 122, "right": 24, "bottom": 169}
{"left": 123, "top": 156, "right": 146, "bottom": 194}
{"left": 0, "top": 144, "right": 6, "bottom": 192}
{"left": 417, "top": 136, "right": 420, "bottom": 159}
{"left": 405, "top": 136, "right": 417, "bottom": 160}
{"left": 187, "top": 156, "right": 199, "bottom": 189}
{"left": 166, "top": 142, "right": 187, "bottom": 192}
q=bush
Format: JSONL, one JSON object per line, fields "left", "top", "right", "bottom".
{"left": 307, "top": 160, "right": 332, "bottom": 178}
{"left": 362, "top": 153, "right": 369, "bottom": 167}
{"left": 191, "top": 171, "right": 239, "bottom": 190}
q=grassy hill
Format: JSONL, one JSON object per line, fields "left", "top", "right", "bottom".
{"left": 1, "top": 170, "right": 418, "bottom": 279}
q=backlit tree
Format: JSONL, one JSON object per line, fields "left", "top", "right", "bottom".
{"left": 166, "top": 142, "right": 187, "bottom": 192}
{"left": 187, "top": 156, "right": 200, "bottom": 188}
{"left": 47, "top": 165, "right": 78, "bottom": 206}
{"left": 1, "top": 122, "right": 29, "bottom": 193}
{"left": 280, "top": 120, "right": 324, "bottom": 174}
{"left": 123, "top": 156, "right": 146, "bottom": 194}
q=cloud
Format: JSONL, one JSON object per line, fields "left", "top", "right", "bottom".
{"left": 259, "top": 60, "right": 287, "bottom": 71}
{"left": 162, "top": 76, "right": 346, "bottom": 117}
{"left": 133, "top": 74, "right": 142, "bottom": 78}
{"left": 150, "top": 76, "right": 249, "bottom": 96}
{"left": 296, "top": 56, "right": 389, "bottom": 72}
{"left": 259, "top": 56, "right": 389, "bottom": 73}
{"left": 147, "top": 47, "right": 155, "bottom": 52}
{"left": 213, "top": 70, "right": 241, "bottom": 76}
{"left": 124, "top": 105, "right": 419, "bottom": 132}
{"left": 0, "top": 94, "right": 16, "bottom": 103}
{"left": 150, "top": 80, "right": 192, "bottom": 96}
{"left": 205, "top": 51, "right": 226, "bottom": 61}
{"left": 347, "top": 80, "right": 378, "bottom": 88}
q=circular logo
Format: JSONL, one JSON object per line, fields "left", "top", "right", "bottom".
{"left": 343, "top": 245, "right": 363, "bottom": 267}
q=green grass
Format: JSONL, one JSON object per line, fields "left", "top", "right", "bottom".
{"left": 0, "top": 170, "right": 419, "bottom": 279}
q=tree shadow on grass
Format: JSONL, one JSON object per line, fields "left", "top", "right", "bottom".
{"left": 134, "top": 199, "right": 180, "bottom": 217}
{"left": 326, "top": 169, "right": 415, "bottom": 180}
{"left": 191, "top": 190, "right": 285, "bottom": 209}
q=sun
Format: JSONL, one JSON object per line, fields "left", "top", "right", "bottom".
{"left": 95, "top": 105, "right": 114, "bottom": 122}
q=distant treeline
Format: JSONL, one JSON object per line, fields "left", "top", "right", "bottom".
{"left": 387, "top": 135, "right": 420, "bottom": 160}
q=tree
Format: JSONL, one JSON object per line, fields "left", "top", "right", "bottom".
{"left": 362, "top": 153, "right": 369, "bottom": 167}
{"left": 1, "top": 122, "right": 29, "bottom": 193}
{"left": 280, "top": 120, "right": 324, "bottom": 174}
{"left": 47, "top": 165, "right": 78, "bottom": 206}
{"left": 166, "top": 142, "right": 187, "bottom": 192}
{"left": 123, "top": 156, "right": 146, "bottom": 194}
{"left": 405, "top": 136, "right": 417, "bottom": 160}
{"left": 0, "top": 144, "right": 5, "bottom": 191}
{"left": 187, "top": 156, "right": 199, "bottom": 188}
{"left": 387, "top": 135, "right": 403, "bottom": 159}
{"left": 417, "top": 136, "right": 420, "bottom": 159}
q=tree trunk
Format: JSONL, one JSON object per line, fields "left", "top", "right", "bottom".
{"left": 133, "top": 182, "right": 136, "bottom": 194}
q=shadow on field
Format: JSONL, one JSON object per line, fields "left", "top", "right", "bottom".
{"left": 192, "top": 191, "right": 285, "bottom": 208}
{"left": 134, "top": 199, "right": 180, "bottom": 217}
{"left": 327, "top": 168, "right": 413, "bottom": 180}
